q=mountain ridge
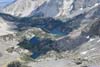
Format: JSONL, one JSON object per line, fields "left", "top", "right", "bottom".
{"left": 0, "top": 0, "right": 100, "bottom": 67}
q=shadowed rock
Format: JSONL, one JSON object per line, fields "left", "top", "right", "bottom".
{"left": 0, "top": 12, "right": 83, "bottom": 35}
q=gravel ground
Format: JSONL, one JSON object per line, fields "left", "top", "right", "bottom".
{"left": 0, "top": 39, "right": 20, "bottom": 67}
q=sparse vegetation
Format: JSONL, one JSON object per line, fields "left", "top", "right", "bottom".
{"left": 6, "top": 47, "right": 14, "bottom": 53}
{"left": 20, "top": 54, "right": 34, "bottom": 62}
{"left": 7, "top": 61, "right": 21, "bottom": 67}
{"left": 7, "top": 61, "right": 29, "bottom": 67}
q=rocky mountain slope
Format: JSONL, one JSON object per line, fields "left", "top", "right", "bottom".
{"left": 1, "top": 0, "right": 100, "bottom": 18}
{"left": 0, "top": 0, "right": 100, "bottom": 67}
{"left": 2, "top": 0, "right": 46, "bottom": 17}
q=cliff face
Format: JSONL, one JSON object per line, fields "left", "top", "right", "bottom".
{"left": 1, "top": 0, "right": 100, "bottom": 17}
{"left": 2, "top": 0, "right": 46, "bottom": 17}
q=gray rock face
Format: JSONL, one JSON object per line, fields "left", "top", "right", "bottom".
{"left": 1, "top": 0, "right": 100, "bottom": 18}
{"left": 89, "top": 20, "right": 100, "bottom": 36}
{"left": 0, "top": 0, "right": 100, "bottom": 67}
{"left": 73, "top": 0, "right": 100, "bottom": 10}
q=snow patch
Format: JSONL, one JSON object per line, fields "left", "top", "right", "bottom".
{"left": 80, "top": 48, "right": 96, "bottom": 55}
{"left": 97, "top": 39, "right": 100, "bottom": 43}
{"left": 94, "top": 3, "right": 99, "bottom": 7}
{"left": 90, "top": 48, "right": 96, "bottom": 51}
{"left": 88, "top": 38, "right": 95, "bottom": 42}
{"left": 80, "top": 8, "right": 83, "bottom": 10}
{"left": 80, "top": 51, "right": 88, "bottom": 55}
{"left": 86, "top": 36, "right": 90, "bottom": 39}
